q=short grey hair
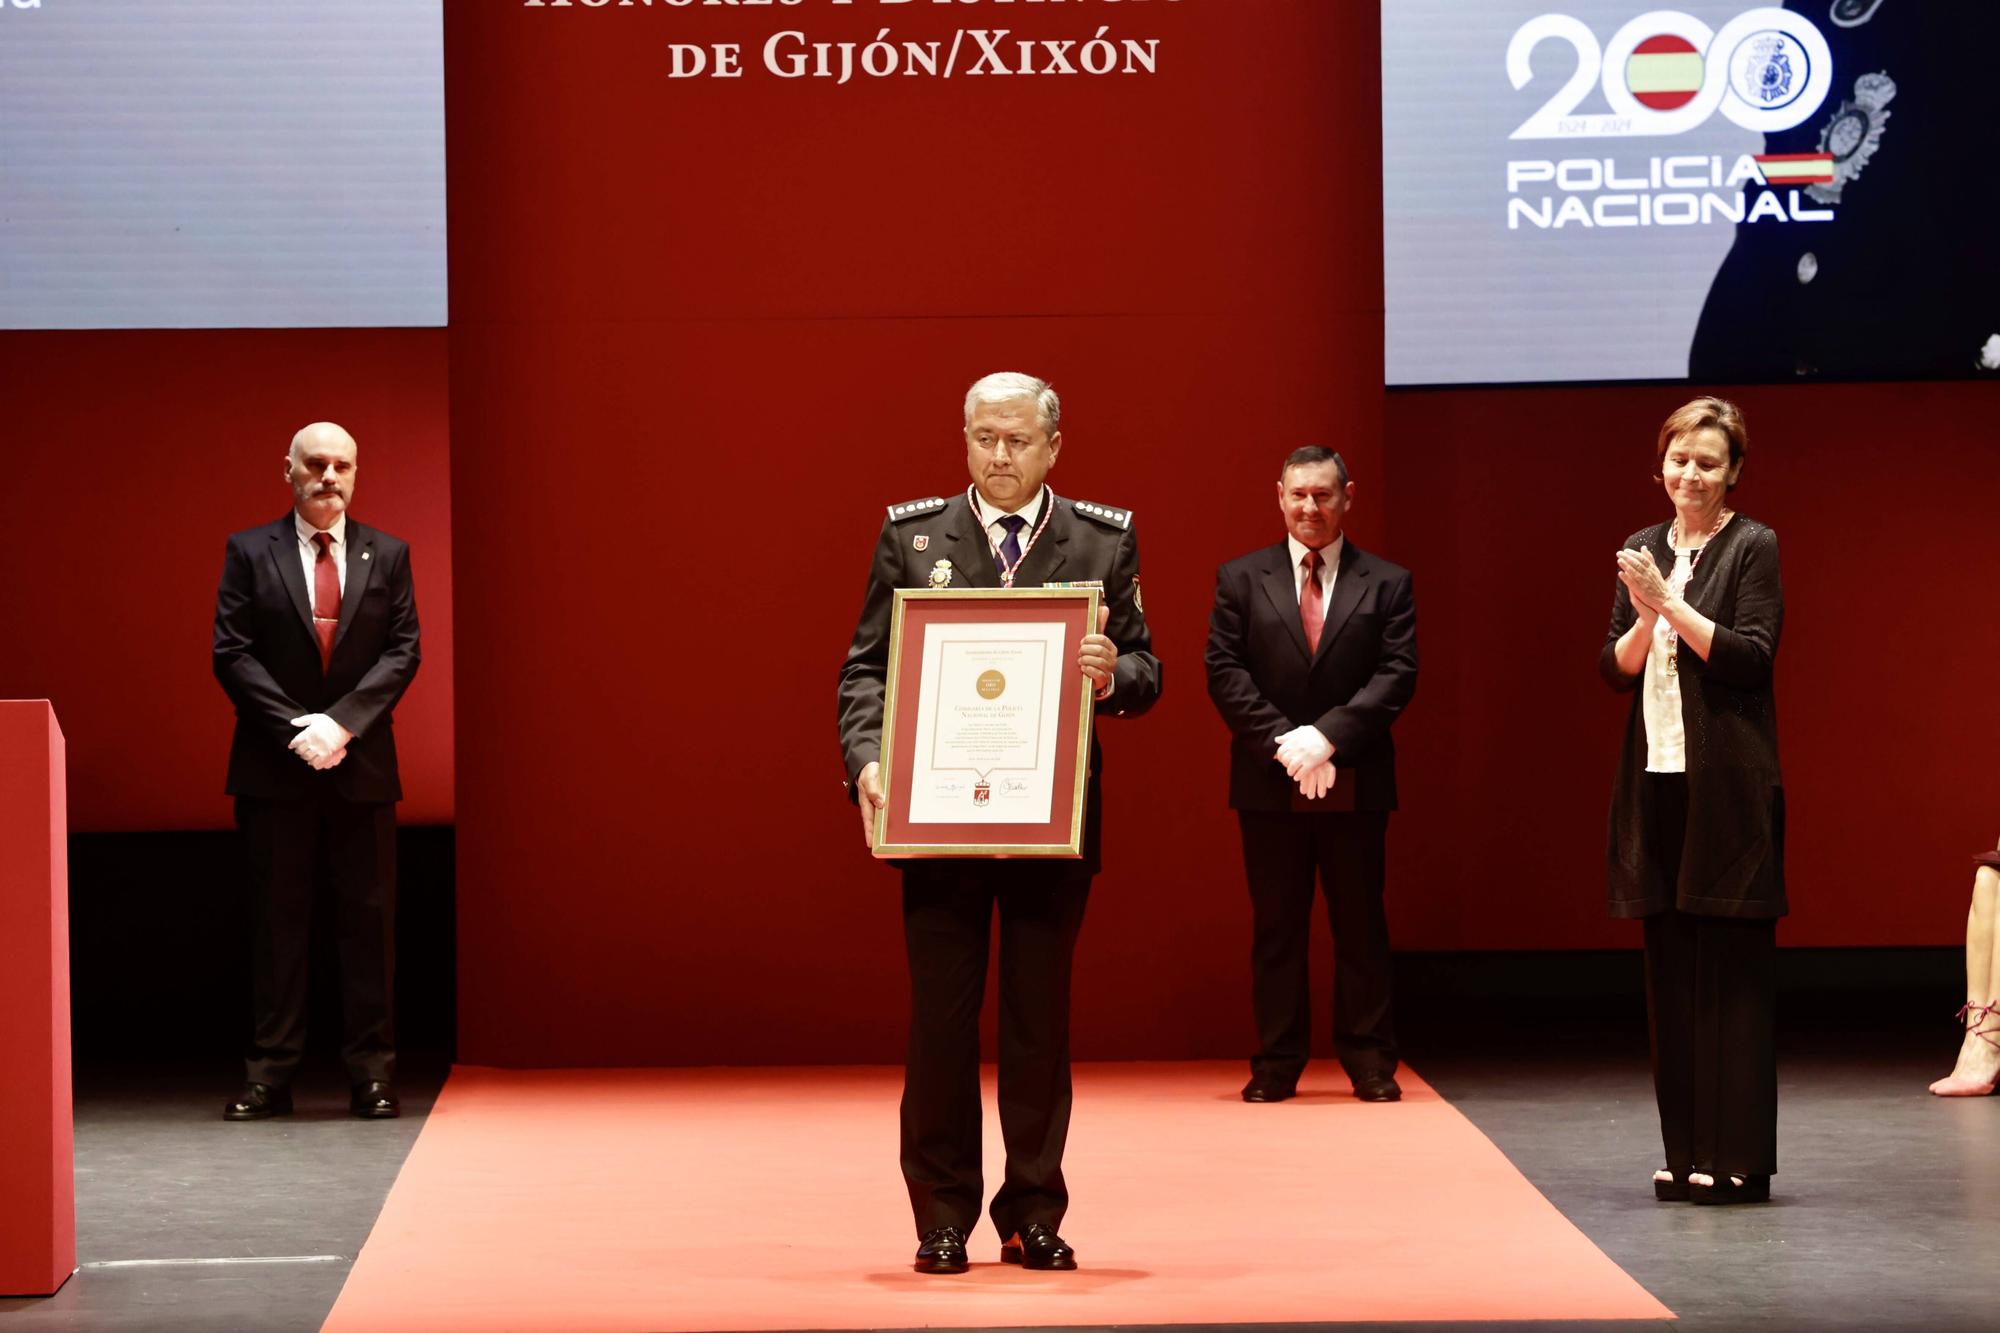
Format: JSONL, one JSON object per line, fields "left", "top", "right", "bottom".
{"left": 963, "top": 372, "right": 1061, "bottom": 437}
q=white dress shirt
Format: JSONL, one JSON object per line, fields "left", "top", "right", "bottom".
{"left": 1286, "top": 533, "right": 1343, "bottom": 603}
{"left": 295, "top": 511, "right": 349, "bottom": 602}
{"left": 970, "top": 485, "right": 1049, "bottom": 568}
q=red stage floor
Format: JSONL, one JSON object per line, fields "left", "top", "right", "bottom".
{"left": 322, "top": 1061, "right": 1671, "bottom": 1331}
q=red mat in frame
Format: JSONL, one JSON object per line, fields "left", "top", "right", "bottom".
{"left": 323, "top": 1061, "right": 1669, "bottom": 1331}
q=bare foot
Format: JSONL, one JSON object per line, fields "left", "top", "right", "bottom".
{"left": 1928, "top": 1074, "right": 1997, "bottom": 1097}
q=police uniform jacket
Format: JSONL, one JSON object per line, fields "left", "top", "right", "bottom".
{"left": 836, "top": 489, "right": 1162, "bottom": 869}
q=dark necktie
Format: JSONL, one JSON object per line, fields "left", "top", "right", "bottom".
{"left": 1300, "top": 548, "right": 1325, "bottom": 653}
{"left": 994, "top": 513, "right": 1027, "bottom": 577}
{"left": 312, "top": 531, "right": 342, "bottom": 670}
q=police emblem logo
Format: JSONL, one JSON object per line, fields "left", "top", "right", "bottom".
{"left": 928, "top": 559, "right": 954, "bottom": 588}
{"left": 1808, "top": 71, "right": 1895, "bottom": 204}
{"left": 912, "top": 534, "right": 929, "bottom": 552}
{"left": 1726, "top": 30, "right": 1810, "bottom": 111}
{"left": 973, "top": 780, "right": 991, "bottom": 807}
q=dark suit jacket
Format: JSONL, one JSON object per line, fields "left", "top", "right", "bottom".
{"left": 213, "top": 514, "right": 421, "bottom": 803}
{"left": 836, "top": 489, "right": 1162, "bottom": 869}
{"left": 1205, "top": 539, "right": 1418, "bottom": 813}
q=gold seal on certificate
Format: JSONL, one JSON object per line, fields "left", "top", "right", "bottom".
{"left": 872, "top": 587, "right": 1100, "bottom": 857}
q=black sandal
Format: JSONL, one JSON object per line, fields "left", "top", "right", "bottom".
{"left": 1652, "top": 1168, "right": 1690, "bottom": 1201}
{"left": 1690, "top": 1172, "right": 1770, "bottom": 1204}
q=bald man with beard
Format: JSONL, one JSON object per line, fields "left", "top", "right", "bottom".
{"left": 213, "top": 422, "right": 421, "bottom": 1121}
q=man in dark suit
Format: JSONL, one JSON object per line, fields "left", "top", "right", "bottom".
{"left": 837, "top": 372, "right": 1161, "bottom": 1275}
{"left": 1205, "top": 446, "right": 1417, "bottom": 1104}
{"left": 212, "top": 421, "right": 421, "bottom": 1121}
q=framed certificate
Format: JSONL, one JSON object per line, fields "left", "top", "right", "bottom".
{"left": 874, "top": 587, "right": 1101, "bottom": 858}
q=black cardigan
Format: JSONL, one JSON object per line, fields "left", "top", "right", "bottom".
{"left": 1600, "top": 515, "right": 1786, "bottom": 919}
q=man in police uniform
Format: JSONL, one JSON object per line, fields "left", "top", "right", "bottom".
{"left": 1690, "top": 0, "right": 2000, "bottom": 379}
{"left": 836, "top": 371, "right": 1161, "bottom": 1275}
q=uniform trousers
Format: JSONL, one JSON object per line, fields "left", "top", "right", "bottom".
{"left": 236, "top": 792, "right": 398, "bottom": 1088}
{"left": 1238, "top": 809, "right": 1397, "bottom": 1083}
{"left": 899, "top": 857, "right": 1090, "bottom": 1240}
{"left": 1639, "top": 773, "right": 1778, "bottom": 1178}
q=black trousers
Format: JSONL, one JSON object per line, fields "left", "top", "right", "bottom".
{"left": 1639, "top": 774, "right": 1778, "bottom": 1178}
{"left": 236, "top": 793, "right": 397, "bottom": 1087}
{"left": 899, "top": 857, "right": 1090, "bottom": 1240}
{"left": 1238, "top": 809, "right": 1397, "bottom": 1083}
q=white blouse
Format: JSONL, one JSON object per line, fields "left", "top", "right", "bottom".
{"left": 1641, "top": 547, "right": 1695, "bottom": 773}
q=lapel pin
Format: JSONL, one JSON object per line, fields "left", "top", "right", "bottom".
{"left": 361, "top": 551, "right": 371, "bottom": 560}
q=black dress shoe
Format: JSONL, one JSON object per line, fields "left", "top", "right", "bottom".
{"left": 349, "top": 1080, "right": 401, "bottom": 1119}
{"left": 913, "top": 1226, "right": 969, "bottom": 1274}
{"left": 224, "top": 1083, "right": 292, "bottom": 1121}
{"left": 1241, "top": 1075, "right": 1297, "bottom": 1103}
{"left": 1000, "top": 1222, "right": 1077, "bottom": 1271}
{"left": 1351, "top": 1071, "right": 1402, "bottom": 1102}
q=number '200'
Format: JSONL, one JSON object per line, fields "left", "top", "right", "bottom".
{"left": 1508, "top": 7, "right": 1832, "bottom": 139}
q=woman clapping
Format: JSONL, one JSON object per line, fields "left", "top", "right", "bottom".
{"left": 1601, "top": 397, "right": 1786, "bottom": 1205}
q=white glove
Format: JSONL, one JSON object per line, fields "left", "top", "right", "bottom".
{"left": 1273, "top": 725, "right": 1334, "bottom": 779}
{"left": 1295, "top": 759, "right": 1337, "bottom": 801}
{"left": 289, "top": 714, "right": 354, "bottom": 770}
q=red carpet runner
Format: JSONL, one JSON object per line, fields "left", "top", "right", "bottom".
{"left": 323, "top": 1061, "right": 1670, "bottom": 1330}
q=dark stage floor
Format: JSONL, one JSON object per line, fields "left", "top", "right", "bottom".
{"left": 3, "top": 1017, "right": 1996, "bottom": 1333}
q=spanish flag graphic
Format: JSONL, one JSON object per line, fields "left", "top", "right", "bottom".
{"left": 1625, "top": 34, "right": 1703, "bottom": 111}
{"left": 1754, "top": 154, "right": 1837, "bottom": 185}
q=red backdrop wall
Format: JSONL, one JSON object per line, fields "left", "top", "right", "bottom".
{"left": 0, "top": 329, "right": 455, "bottom": 830}
{"left": 444, "top": 0, "right": 1386, "bottom": 1066}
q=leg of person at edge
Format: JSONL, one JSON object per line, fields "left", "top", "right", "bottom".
{"left": 1931, "top": 845, "right": 2000, "bottom": 1097}
{"left": 837, "top": 372, "right": 1161, "bottom": 1274}
{"left": 1204, "top": 447, "right": 1418, "bottom": 1106}
{"left": 213, "top": 421, "right": 422, "bottom": 1122}
{"left": 1602, "top": 397, "right": 1785, "bottom": 1204}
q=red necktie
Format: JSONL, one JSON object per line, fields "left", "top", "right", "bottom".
{"left": 312, "top": 532, "right": 341, "bottom": 670}
{"left": 1300, "top": 548, "right": 1325, "bottom": 654}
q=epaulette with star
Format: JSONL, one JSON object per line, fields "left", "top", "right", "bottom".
{"left": 887, "top": 496, "right": 947, "bottom": 522}
{"left": 1069, "top": 498, "right": 1132, "bottom": 530}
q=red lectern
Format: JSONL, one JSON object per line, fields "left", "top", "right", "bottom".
{"left": 0, "top": 701, "right": 75, "bottom": 1297}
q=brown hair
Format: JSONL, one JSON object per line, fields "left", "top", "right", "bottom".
{"left": 1654, "top": 396, "right": 1748, "bottom": 490}
{"left": 1280, "top": 445, "right": 1349, "bottom": 487}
